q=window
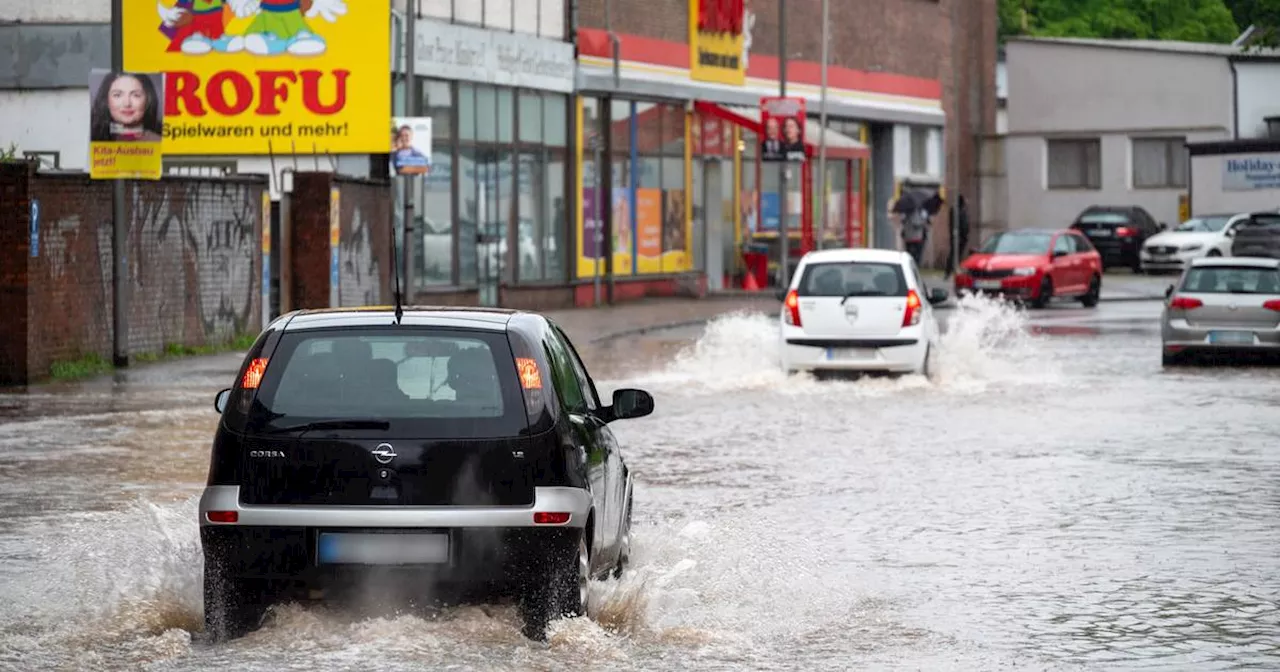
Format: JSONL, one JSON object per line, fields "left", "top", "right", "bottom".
{"left": 980, "top": 231, "right": 1052, "bottom": 254}
{"left": 1180, "top": 266, "right": 1280, "bottom": 294}
{"left": 797, "top": 261, "right": 907, "bottom": 298}
{"left": 1132, "top": 137, "right": 1187, "bottom": 188}
{"left": 543, "top": 328, "right": 586, "bottom": 412}
{"left": 416, "top": 79, "right": 453, "bottom": 287}
{"left": 427, "top": 0, "right": 565, "bottom": 39}
{"left": 1071, "top": 233, "right": 1094, "bottom": 252}
{"left": 1175, "top": 216, "right": 1232, "bottom": 233}
{"left": 1053, "top": 235, "right": 1072, "bottom": 256}
{"left": 910, "top": 126, "right": 929, "bottom": 174}
{"left": 553, "top": 325, "right": 600, "bottom": 410}
{"left": 23, "top": 151, "right": 59, "bottom": 169}
{"left": 1047, "top": 139, "right": 1101, "bottom": 189}
{"left": 253, "top": 329, "right": 528, "bottom": 437}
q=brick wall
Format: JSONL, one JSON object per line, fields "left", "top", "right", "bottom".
{"left": 288, "top": 172, "right": 393, "bottom": 310}
{"left": 0, "top": 160, "right": 268, "bottom": 385}
{"left": 578, "top": 0, "right": 999, "bottom": 264}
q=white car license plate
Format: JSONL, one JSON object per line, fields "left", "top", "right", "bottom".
{"left": 1089, "top": 229, "right": 1112, "bottom": 237}
{"left": 826, "top": 348, "right": 874, "bottom": 361}
{"left": 975, "top": 280, "right": 1003, "bottom": 289}
{"left": 317, "top": 532, "right": 450, "bottom": 565}
{"left": 1207, "top": 331, "right": 1255, "bottom": 345}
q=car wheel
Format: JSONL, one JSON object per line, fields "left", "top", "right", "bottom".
{"left": 1080, "top": 274, "right": 1101, "bottom": 308}
{"left": 519, "top": 529, "right": 590, "bottom": 641}
{"left": 203, "top": 564, "right": 270, "bottom": 642}
{"left": 1031, "top": 276, "right": 1053, "bottom": 309}
{"left": 1161, "top": 349, "right": 1182, "bottom": 367}
{"left": 1206, "top": 249, "right": 1222, "bottom": 257}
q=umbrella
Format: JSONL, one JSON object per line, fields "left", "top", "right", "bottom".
{"left": 891, "top": 190, "right": 923, "bottom": 214}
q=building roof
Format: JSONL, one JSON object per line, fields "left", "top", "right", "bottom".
{"left": 1007, "top": 36, "right": 1280, "bottom": 59}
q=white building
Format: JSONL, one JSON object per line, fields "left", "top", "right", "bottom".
{"left": 1003, "top": 37, "right": 1280, "bottom": 230}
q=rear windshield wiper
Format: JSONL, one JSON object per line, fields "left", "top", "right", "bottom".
{"left": 264, "top": 419, "right": 391, "bottom": 434}
{"left": 841, "top": 291, "right": 890, "bottom": 303}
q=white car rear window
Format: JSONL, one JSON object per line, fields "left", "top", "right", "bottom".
{"left": 797, "top": 262, "right": 907, "bottom": 298}
{"left": 1181, "top": 267, "right": 1280, "bottom": 295}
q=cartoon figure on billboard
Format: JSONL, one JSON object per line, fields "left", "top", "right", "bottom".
{"left": 156, "top": 0, "right": 347, "bottom": 56}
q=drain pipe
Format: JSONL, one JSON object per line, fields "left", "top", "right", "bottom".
{"left": 1229, "top": 58, "right": 1239, "bottom": 139}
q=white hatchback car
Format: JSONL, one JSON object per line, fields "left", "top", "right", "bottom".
{"left": 778, "top": 248, "right": 949, "bottom": 377}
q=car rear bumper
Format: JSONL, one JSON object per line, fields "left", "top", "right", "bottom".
{"left": 199, "top": 485, "right": 591, "bottom": 528}
{"left": 1162, "top": 321, "right": 1280, "bottom": 351}
{"left": 781, "top": 336, "right": 925, "bottom": 372}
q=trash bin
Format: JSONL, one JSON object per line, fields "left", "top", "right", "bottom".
{"left": 742, "top": 243, "right": 769, "bottom": 290}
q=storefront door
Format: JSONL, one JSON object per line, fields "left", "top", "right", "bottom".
{"left": 475, "top": 148, "right": 507, "bottom": 306}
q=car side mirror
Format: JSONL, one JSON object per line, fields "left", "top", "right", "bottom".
{"left": 1159, "top": 222, "right": 1168, "bottom": 231}
{"left": 1165, "top": 284, "right": 1174, "bottom": 298}
{"left": 1225, "top": 227, "right": 1236, "bottom": 237}
{"left": 214, "top": 388, "right": 231, "bottom": 414}
{"left": 608, "top": 388, "right": 654, "bottom": 422}
{"left": 927, "top": 287, "right": 949, "bottom": 304}
{"left": 1052, "top": 249, "right": 1068, "bottom": 258}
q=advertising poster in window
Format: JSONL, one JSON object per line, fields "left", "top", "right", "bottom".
{"left": 661, "top": 190, "right": 691, "bottom": 272}
{"left": 760, "top": 96, "right": 806, "bottom": 162}
{"left": 123, "top": 0, "right": 391, "bottom": 155}
{"left": 88, "top": 69, "right": 165, "bottom": 180}
{"left": 635, "top": 188, "right": 664, "bottom": 274}
{"left": 390, "top": 117, "right": 431, "bottom": 175}
{"left": 578, "top": 187, "right": 634, "bottom": 279}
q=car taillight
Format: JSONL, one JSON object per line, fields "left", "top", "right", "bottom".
{"left": 206, "top": 511, "right": 238, "bottom": 524}
{"left": 1169, "top": 296, "right": 1202, "bottom": 310}
{"left": 902, "top": 289, "right": 922, "bottom": 327}
{"left": 241, "top": 357, "right": 268, "bottom": 389}
{"left": 1117, "top": 227, "right": 1137, "bottom": 237}
{"left": 534, "top": 512, "right": 571, "bottom": 525}
{"left": 1264, "top": 299, "right": 1280, "bottom": 312}
{"left": 784, "top": 289, "right": 802, "bottom": 326}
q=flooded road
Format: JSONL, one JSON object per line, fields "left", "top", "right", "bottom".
{"left": 1, "top": 296, "right": 1278, "bottom": 671}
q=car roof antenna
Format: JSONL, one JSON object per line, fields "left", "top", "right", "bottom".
{"left": 391, "top": 209, "right": 404, "bottom": 325}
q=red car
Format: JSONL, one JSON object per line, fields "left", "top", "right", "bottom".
{"left": 954, "top": 228, "right": 1103, "bottom": 308}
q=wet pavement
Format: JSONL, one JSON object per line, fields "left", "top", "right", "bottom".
{"left": 2, "top": 295, "right": 1278, "bottom": 671}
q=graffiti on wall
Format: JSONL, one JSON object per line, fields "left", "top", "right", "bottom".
{"left": 338, "top": 199, "right": 383, "bottom": 307}
{"left": 131, "top": 180, "right": 261, "bottom": 344}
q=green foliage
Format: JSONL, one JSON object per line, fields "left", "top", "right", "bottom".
{"left": 0, "top": 143, "right": 19, "bottom": 161}
{"left": 1223, "top": 0, "right": 1280, "bottom": 46}
{"left": 49, "top": 354, "right": 112, "bottom": 380}
{"left": 999, "top": 0, "right": 1244, "bottom": 44}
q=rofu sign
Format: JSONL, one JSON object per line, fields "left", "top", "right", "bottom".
{"left": 1222, "top": 155, "right": 1280, "bottom": 191}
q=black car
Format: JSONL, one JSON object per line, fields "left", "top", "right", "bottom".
{"left": 1069, "top": 205, "right": 1164, "bottom": 271}
{"left": 202, "top": 307, "right": 653, "bottom": 642}
{"left": 1230, "top": 210, "right": 1280, "bottom": 258}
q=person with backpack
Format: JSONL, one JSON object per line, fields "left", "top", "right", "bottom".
{"left": 901, "top": 206, "right": 930, "bottom": 266}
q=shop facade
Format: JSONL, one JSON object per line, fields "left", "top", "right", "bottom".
{"left": 572, "top": 0, "right": 949, "bottom": 299}
{"left": 393, "top": 5, "right": 579, "bottom": 308}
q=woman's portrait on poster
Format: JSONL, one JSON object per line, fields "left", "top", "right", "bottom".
{"left": 90, "top": 72, "right": 164, "bottom": 143}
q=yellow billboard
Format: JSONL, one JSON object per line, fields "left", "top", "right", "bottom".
{"left": 123, "top": 0, "right": 391, "bottom": 155}
{"left": 689, "top": 0, "right": 746, "bottom": 86}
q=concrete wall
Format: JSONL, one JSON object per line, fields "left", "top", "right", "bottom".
{"left": 1235, "top": 62, "right": 1280, "bottom": 140}
{"left": 288, "top": 173, "right": 394, "bottom": 312}
{"left": 0, "top": 161, "right": 268, "bottom": 385}
{"left": 1005, "top": 40, "right": 1234, "bottom": 230}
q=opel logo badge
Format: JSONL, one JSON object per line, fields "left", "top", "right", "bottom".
{"left": 371, "top": 443, "right": 397, "bottom": 465}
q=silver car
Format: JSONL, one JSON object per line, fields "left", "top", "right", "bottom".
{"left": 1161, "top": 257, "right": 1280, "bottom": 366}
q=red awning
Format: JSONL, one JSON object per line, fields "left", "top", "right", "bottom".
{"left": 694, "top": 101, "right": 869, "bottom": 160}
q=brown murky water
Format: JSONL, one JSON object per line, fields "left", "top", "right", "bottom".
{"left": 1, "top": 296, "right": 1278, "bottom": 671}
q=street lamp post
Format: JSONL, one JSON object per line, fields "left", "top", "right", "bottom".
{"left": 816, "top": 0, "right": 829, "bottom": 251}
{"left": 778, "top": 0, "right": 789, "bottom": 287}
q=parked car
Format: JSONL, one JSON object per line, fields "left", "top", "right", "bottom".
{"left": 777, "top": 248, "right": 948, "bottom": 378}
{"left": 201, "top": 307, "right": 653, "bottom": 642}
{"left": 1140, "top": 212, "right": 1248, "bottom": 273}
{"left": 953, "top": 228, "right": 1102, "bottom": 309}
{"left": 1160, "top": 256, "right": 1280, "bottom": 365}
{"left": 1229, "top": 210, "right": 1280, "bottom": 259}
{"left": 1069, "top": 205, "right": 1163, "bottom": 271}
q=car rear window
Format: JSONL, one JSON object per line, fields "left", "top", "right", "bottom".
{"left": 797, "top": 261, "right": 907, "bottom": 297}
{"left": 1181, "top": 266, "right": 1280, "bottom": 294}
{"left": 1079, "top": 213, "right": 1129, "bottom": 225}
{"left": 249, "top": 328, "right": 529, "bottom": 437}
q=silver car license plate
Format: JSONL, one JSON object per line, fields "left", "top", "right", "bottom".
{"left": 1090, "top": 229, "right": 1112, "bottom": 237}
{"left": 1207, "top": 331, "right": 1255, "bottom": 345}
{"left": 826, "top": 348, "right": 874, "bottom": 360}
{"left": 317, "top": 532, "right": 450, "bottom": 565}
{"left": 975, "top": 280, "right": 1003, "bottom": 289}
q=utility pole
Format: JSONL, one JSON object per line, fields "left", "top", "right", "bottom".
{"left": 777, "top": 0, "right": 789, "bottom": 286}
{"left": 111, "top": 0, "right": 129, "bottom": 367}
{"left": 816, "top": 0, "right": 829, "bottom": 250}
{"left": 401, "top": 0, "right": 417, "bottom": 305}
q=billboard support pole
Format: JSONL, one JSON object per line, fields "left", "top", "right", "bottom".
{"left": 816, "top": 0, "right": 829, "bottom": 251}
{"left": 777, "top": 0, "right": 789, "bottom": 287}
{"left": 401, "top": 0, "right": 417, "bottom": 306}
{"left": 111, "top": 0, "right": 129, "bottom": 367}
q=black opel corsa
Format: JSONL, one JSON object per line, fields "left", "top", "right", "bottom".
{"left": 201, "top": 306, "right": 653, "bottom": 641}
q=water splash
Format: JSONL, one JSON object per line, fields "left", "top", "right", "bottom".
{"left": 633, "top": 295, "right": 1061, "bottom": 395}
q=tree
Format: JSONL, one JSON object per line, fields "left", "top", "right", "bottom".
{"left": 1222, "top": 0, "right": 1280, "bottom": 45}
{"left": 999, "top": 0, "right": 1241, "bottom": 44}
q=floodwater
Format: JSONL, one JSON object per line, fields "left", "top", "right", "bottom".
{"left": 1, "top": 296, "right": 1277, "bottom": 671}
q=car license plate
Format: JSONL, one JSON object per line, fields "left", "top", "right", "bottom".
{"left": 1207, "top": 331, "right": 1256, "bottom": 345}
{"left": 1089, "top": 229, "right": 1112, "bottom": 237}
{"left": 317, "top": 532, "right": 450, "bottom": 565}
{"left": 975, "top": 280, "right": 1003, "bottom": 289}
{"left": 825, "top": 348, "right": 874, "bottom": 361}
